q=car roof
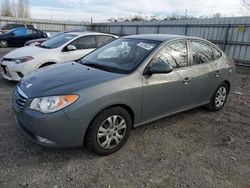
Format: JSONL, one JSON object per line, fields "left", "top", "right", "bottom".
{"left": 65, "top": 31, "right": 118, "bottom": 38}
{"left": 123, "top": 34, "right": 202, "bottom": 42}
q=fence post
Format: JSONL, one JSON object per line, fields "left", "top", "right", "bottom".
{"left": 136, "top": 25, "right": 139, "bottom": 34}
{"left": 157, "top": 25, "right": 160, "bottom": 34}
{"left": 120, "top": 25, "right": 123, "bottom": 36}
{"left": 184, "top": 24, "right": 188, "bottom": 36}
{"left": 222, "top": 24, "right": 230, "bottom": 52}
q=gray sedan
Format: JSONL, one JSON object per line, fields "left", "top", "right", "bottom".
{"left": 13, "top": 34, "right": 234, "bottom": 155}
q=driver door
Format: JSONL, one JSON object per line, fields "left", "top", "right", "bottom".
{"left": 142, "top": 40, "right": 193, "bottom": 122}
{"left": 63, "top": 36, "right": 96, "bottom": 62}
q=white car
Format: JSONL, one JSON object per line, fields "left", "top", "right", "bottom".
{"left": 0, "top": 32, "right": 118, "bottom": 81}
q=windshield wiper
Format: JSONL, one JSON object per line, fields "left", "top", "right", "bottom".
{"left": 83, "top": 62, "right": 106, "bottom": 70}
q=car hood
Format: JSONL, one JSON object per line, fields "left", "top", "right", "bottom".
{"left": 4, "top": 46, "right": 50, "bottom": 59}
{"left": 19, "top": 62, "right": 124, "bottom": 97}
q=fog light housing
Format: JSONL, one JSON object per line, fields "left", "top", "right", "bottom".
{"left": 36, "top": 135, "right": 55, "bottom": 145}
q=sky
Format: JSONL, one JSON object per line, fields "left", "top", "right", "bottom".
{"left": 28, "top": 0, "right": 244, "bottom": 22}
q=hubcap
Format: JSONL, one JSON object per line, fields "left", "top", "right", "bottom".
{"left": 97, "top": 115, "right": 127, "bottom": 149}
{"left": 215, "top": 86, "right": 227, "bottom": 108}
{"left": 0, "top": 40, "right": 7, "bottom": 47}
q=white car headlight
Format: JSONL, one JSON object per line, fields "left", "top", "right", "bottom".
{"left": 14, "top": 56, "right": 34, "bottom": 64}
{"left": 30, "top": 95, "right": 79, "bottom": 113}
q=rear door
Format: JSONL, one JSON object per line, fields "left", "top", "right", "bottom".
{"left": 142, "top": 40, "right": 193, "bottom": 122}
{"left": 63, "top": 35, "right": 96, "bottom": 62}
{"left": 188, "top": 40, "right": 220, "bottom": 106}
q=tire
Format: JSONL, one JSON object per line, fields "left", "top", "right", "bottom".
{"left": 206, "top": 83, "right": 229, "bottom": 111}
{"left": 85, "top": 107, "right": 132, "bottom": 156}
{"left": 0, "top": 40, "right": 8, "bottom": 48}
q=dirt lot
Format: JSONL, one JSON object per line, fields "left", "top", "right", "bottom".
{"left": 0, "top": 48, "right": 249, "bottom": 188}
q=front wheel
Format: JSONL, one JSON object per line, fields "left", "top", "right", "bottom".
{"left": 206, "top": 83, "right": 229, "bottom": 111}
{"left": 0, "top": 40, "right": 8, "bottom": 48}
{"left": 85, "top": 107, "right": 132, "bottom": 156}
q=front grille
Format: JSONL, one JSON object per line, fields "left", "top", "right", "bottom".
{"left": 14, "top": 87, "right": 28, "bottom": 110}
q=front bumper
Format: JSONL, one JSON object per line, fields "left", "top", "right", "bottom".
{"left": 1, "top": 61, "right": 26, "bottom": 81}
{"left": 12, "top": 89, "right": 90, "bottom": 148}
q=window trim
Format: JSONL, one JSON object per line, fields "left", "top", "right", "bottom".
{"left": 143, "top": 39, "right": 191, "bottom": 75}
{"left": 189, "top": 39, "right": 215, "bottom": 66}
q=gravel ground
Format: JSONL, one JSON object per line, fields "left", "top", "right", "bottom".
{"left": 0, "top": 48, "right": 250, "bottom": 188}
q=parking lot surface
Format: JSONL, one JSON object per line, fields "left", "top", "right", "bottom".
{"left": 0, "top": 48, "right": 250, "bottom": 188}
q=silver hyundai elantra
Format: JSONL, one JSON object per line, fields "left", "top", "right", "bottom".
{"left": 13, "top": 34, "right": 235, "bottom": 155}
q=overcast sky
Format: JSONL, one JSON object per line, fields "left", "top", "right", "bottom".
{"left": 29, "top": 0, "right": 243, "bottom": 22}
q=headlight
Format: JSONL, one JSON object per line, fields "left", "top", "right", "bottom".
{"left": 30, "top": 95, "right": 79, "bottom": 113}
{"left": 14, "top": 56, "right": 34, "bottom": 64}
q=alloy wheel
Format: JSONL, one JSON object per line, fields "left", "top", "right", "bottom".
{"left": 215, "top": 86, "right": 227, "bottom": 108}
{"left": 0, "top": 40, "right": 8, "bottom": 48}
{"left": 97, "top": 115, "right": 127, "bottom": 149}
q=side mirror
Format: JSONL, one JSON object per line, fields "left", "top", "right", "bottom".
{"left": 11, "top": 33, "right": 15, "bottom": 36}
{"left": 148, "top": 61, "right": 173, "bottom": 74}
{"left": 67, "top": 45, "right": 77, "bottom": 51}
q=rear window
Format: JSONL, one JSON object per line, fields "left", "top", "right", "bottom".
{"left": 191, "top": 41, "right": 214, "bottom": 65}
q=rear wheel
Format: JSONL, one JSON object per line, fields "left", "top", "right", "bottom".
{"left": 85, "top": 107, "right": 132, "bottom": 156}
{"left": 206, "top": 83, "right": 228, "bottom": 111}
{"left": 0, "top": 40, "right": 8, "bottom": 48}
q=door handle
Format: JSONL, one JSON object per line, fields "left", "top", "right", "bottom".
{"left": 182, "top": 77, "right": 191, "bottom": 85}
{"left": 214, "top": 70, "right": 221, "bottom": 77}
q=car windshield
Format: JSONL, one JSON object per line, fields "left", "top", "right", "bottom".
{"left": 48, "top": 31, "right": 65, "bottom": 39}
{"left": 0, "top": 24, "right": 6, "bottom": 30}
{"left": 40, "top": 33, "right": 77, "bottom": 49}
{"left": 81, "top": 38, "right": 160, "bottom": 74}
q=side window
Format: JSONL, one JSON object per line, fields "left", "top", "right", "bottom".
{"left": 70, "top": 36, "right": 96, "bottom": 50}
{"left": 13, "top": 28, "right": 27, "bottom": 36}
{"left": 151, "top": 41, "right": 188, "bottom": 69}
{"left": 27, "top": 29, "right": 37, "bottom": 35}
{"left": 191, "top": 41, "right": 214, "bottom": 65}
{"left": 96, "top": 36, "right": 115, "bottom": 47}
{"left": 212, "top": 46, "right": 222, "bottom": 60}
{"left": 27, "top": 25, "right": 34, "bottom": 29}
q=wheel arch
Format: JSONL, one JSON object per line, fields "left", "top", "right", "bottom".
{"left": 223, "top": 80, "right": 231, "bottom": 92}
{"left": 39, "top": 62, "right": 57, "bottom": 68}
{"left": 90, "top": 104, "right": 135, "bottom": 127}
{"left": 84, "top": 103, "right": 135, "bottom": 143}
